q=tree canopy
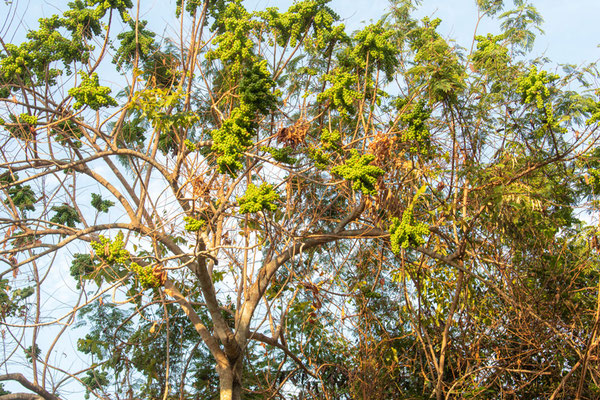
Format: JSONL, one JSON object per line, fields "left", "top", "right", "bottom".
{"left": 1, "top": 0, "right": 600, "bottom": 399}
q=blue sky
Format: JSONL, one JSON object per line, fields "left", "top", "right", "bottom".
{"left": 254, "top": 0, "right": 599, "bottom": 66}
{"left": 413, "top": 0, "right": 599, "bottom": 65}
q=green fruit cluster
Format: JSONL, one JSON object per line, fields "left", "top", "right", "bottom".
{"left": 1, "top": 174, "right": 37, "bottom": 213}
{"left": 331, "top": 150, "right": 384, "bottom": 196}
{"left": 399, "top": 100, "right": 432, "bottom": 156}
{"left": 130, "top": 262, "right": 161, "bottom": 289}
{"left": 69, "top": 253, "right": 96, "bottom": 287}
{"left": 184, "top": 216, "right": 206, "bottom": 232}
{"left": 90, "top": 231, "right": 161, "bottom": 288}
{"left": 91, "top": 193, "right": 115, "bottom": 213}
{"left": 262, "top": 146, "right": 297, "bottom": 165}
{"left": 517, "top": 67, "right": 563, "bottom": 132}
{"left": 0, "top": 0, "right": 130, "bottom": 89}
{"left": 18, "top": 114, "right": 38, "bottom": 126}
{"left": 175, "top": 0, "right": 203, "bottom": 17}
{"left": 346, "top": 22, "right": 399, "bottom": 80}
{"left": 211, "top": 58, "right": 278, "bottom": 173}
{"left": 261, "top": 0, "right": 343, "bottom": 52}
{"left": 318, "top": 70, "right": 361, "bottom": 116}
{"left": 320, "top": 128, "right": 341, "bottom": 151}
{"left": 207, "top": 2, "right": 283, "bottom": 176}
{"left": 1, "top": 114, "right": 38, "bottom": 141}
{"left": 210, "top": 60, "right": 277, "bottom": 174}
{"left": 237, "top": 183, "right": 280, "bottom": 214}
{"left": 90, "top": 232, "right": 131, "bottom": 266}
{"left": 69, "top": 72, "right": 118, "bottom": 111}
{"left": 240, "top": 60, "right": 278, "bottom": 114}
{"left": 62, "top": 0, "right": 103, "bottom": 40}
{"left": 389, "top": 186, "right": 429, "bottom": 254}
{"left": 307, "top": 128, "right": 341, "bottom": 169}
{"left": 113, "top": 20, "right": 156, "bottom": 71}
{"left": 206, "top": 1, "right": 255, "bottom": 77}
{"left": 211, "top": 104, "right": 256, "bottom": 174}
{"left": 50, "top": 204, "right": 81, "bottom": 228}
{"left": 184, "top": 139, "right": 197, "bottom": 152}
{"left": 517, "top": 67, "right": 557, "bottom": 107}
{"left": 471, "top": 34, "right": 510, "bottom": 75}
{"left": 0, "top": 43, "right": 35, "bottom": 82}
{"left": 87, "top": 0, "right": 132, "bottom": 22}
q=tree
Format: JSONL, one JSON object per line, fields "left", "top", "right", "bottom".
{"left": 1, "top": 0, "right": 600, "bottom": 399}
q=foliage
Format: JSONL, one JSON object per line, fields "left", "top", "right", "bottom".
{"left": 81, "top": 370, "right": 109, "bottom": 400}
{"left": 407, "top": 17, "right": 465, "bottom": 103}
{"left": 24, "top": 344, "right": 41, "bottom": 363}
{"left": 52, "top": 119, "right": 84, "bottom": 147}
{"left": 0, "top": 383, "right": 9, "bottom": 396}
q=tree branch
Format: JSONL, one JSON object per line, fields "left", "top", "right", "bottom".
{"left": 333, "top": 199, "right": 365, "bottom": 233}
{"left": 249, "top": 331, "right": 318, "bottom": 380}
{"left": 236, "top": 227, "right": 387, "bottom": 344}
{"left": 163, "top": 280, "right": 230, "bottom": 368}
{"left": 0, "top": 374, "right": 60, "bottom": 400}
{"left": 0, "top": 394, "right": 44, "bottom": 400}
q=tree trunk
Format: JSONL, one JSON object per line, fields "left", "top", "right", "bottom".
{"left": 218, "top": 359, "right": 243, "bottom": 400}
